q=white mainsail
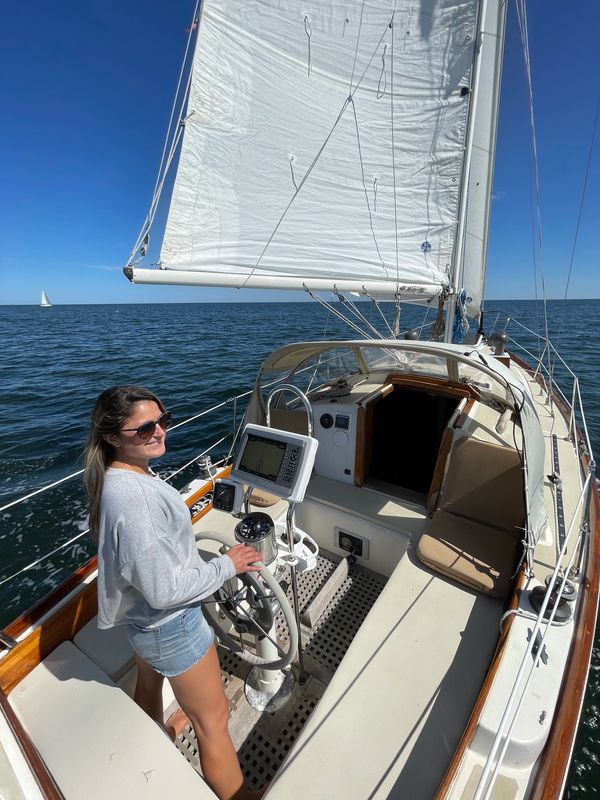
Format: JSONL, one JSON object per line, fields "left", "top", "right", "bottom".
{"left": 129, "top": 0, "right": 506, "bottom": 317}
{"left": 40, "top": 290, "right": 52, "bottom": 307}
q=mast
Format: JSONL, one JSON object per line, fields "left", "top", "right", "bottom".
{"left": 444, "top": 0, "right": 508, "bottom": 341}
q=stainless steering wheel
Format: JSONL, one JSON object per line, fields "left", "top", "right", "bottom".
{"left": 197, "top": 531, "right": 298, "bottom": 670}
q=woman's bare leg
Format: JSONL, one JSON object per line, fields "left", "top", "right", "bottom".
{"left": 168, "top": 642, "right": 250, "bottom": 800}
{"left": 132, "top": 653, "right": 164, "bottom": 726}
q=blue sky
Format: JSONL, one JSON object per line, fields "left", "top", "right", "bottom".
{"left": 1, "top": 1, "right": 598, "bottom": 305}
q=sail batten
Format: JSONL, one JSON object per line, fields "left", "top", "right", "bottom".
{"left": 129, "top": 0, "right": 505, "bottom": 314}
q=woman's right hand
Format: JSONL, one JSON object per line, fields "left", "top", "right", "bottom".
{"left": 226, "top": 543, "right": 263, "bottom": 575}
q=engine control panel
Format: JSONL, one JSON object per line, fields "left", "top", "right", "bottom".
{"left": 312, "top": 401, "right": 358, "bottom": 484}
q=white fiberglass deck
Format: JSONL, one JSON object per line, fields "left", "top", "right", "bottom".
{"left": 265, "top": 550, "right": 503, "bottom": 799}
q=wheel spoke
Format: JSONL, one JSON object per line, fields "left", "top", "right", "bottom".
{"left": 228, "top": 598, "right": 288, "bottom": 659}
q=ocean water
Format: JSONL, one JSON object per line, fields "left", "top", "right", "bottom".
{"left": 0, "top": 298, "right": 598, "bottom": 794}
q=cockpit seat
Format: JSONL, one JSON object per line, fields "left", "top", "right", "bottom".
{"left": 9, "top": 641, "right": 209, "bottom": 799}
{"left": 417, "top": 437, "right": 525, "bottom": 598}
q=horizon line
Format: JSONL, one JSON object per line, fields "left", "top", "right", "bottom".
{"left": 2, "top": 297, "right": 599, "bottom": 307}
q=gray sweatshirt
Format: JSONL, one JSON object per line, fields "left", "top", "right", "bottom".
{"left": 96, "top": 467, "right": 235, "bottom": 629}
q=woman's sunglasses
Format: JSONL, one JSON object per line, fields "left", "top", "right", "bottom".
{"left": 120, "top": 411, "right": 172, "bottom": 441}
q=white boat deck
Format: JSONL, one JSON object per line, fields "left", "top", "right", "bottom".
{"left": 267, "top": 550, "right": 503, "bottom": 799}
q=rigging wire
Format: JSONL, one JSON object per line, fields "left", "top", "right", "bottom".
{"left": 127, "top": 1, "right": 201, "bottom": 263}
{"left": 349, "top": 0, "right": 366, "bottom": 93}
{"left": 366, "top": 294, "right": 396, "bottom": 338}
{"left": 515, "top": 0, "right": 550, "bottom": 375}
{"left": 334, "top": 291, "right": 388, "bottom": 340}
{"left": 556, "top": 94, "right": 600, "bottom": 342}
{"left": 304, "top": 287, "right": 376, "bottom": 339}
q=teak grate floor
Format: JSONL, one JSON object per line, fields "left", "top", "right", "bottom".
{"left": 174, "top": 553, "right": 387, "bottom": 789}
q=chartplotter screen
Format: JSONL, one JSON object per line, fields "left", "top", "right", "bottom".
{"left": 237, "top": 434, "right": 286, "bottom": 482}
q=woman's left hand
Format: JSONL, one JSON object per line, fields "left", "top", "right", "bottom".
{"left": 226, "top": 543, "right": 263, "bottom": 575}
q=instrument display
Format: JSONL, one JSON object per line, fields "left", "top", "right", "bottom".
{"left": 232, "top": 424, "right": 319, "bottom": 502}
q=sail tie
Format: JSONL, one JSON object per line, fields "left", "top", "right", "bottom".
{"left": 512, "top": 529, "right": 535, "bottom": 579}
{"left": 377, "top": 45, "right": 387, "bottom": 99}
{"left": 452, "top": 289, "right": 470, "bottom": 343}
{"left": 289, "top": 154, "right": 298, "bottom": 190}
{"left": 304, "top": 16, "right": 312, "bottom": 77}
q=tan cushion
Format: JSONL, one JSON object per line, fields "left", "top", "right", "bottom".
{"left": 249, "top": 488, "right": 280, "bottom": 507}
{"left": 439, "top": 437, "right": 525, "bottom": 532}
{"left": 417, "top": 511, "right": 521, "bottom": 598}
{"left": 73, "top": 618, "right": 134, "bottom": 680}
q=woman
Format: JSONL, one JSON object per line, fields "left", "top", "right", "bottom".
{"left": 84, "top": 385, "right": 263, "bottom": 800}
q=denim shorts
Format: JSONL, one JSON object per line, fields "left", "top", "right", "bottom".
{"left": 125, "top": 605, "right": 215, "bottom": 677}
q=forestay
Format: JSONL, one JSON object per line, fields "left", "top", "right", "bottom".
{"left": 130, "top": 0, "right": 506, "bottom": 315}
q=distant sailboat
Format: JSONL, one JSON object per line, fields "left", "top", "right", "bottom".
{"left": 40, "top": 290, "right": 52, "bottom": 308}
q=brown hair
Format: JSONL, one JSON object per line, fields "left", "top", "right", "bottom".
{"left": 83, "top": 386, "right": 165, "bottom": 541}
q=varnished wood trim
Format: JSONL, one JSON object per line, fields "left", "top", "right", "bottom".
{"left": 528, "top": 478, "right": 600, "bottom": 799}
{"left": 354, "top": 406, "right": 366, "bottom": 486}
{"left": 383, "top": 373, "right": 480, "bottom": 401}
{"left": 0, "top": 582, "right": 97, "bottom": 694}
{"left": 3, "top": 557, "right": 98, "bottom": 642}
{"left": 355, "top": 385, "right": 393, "bottom": 487}
{"left": 0, "top": 691, "right": 64, "bottom": 799}
{"left": 426, "top": 426, "right": 455, "bottom": 512}
{"left": 426, "top": 398, "right": 475, "bottom": 510}
{"left": 184, "top": 465, "right": 232, "bottom": 509}
{"left": 453, "top": 397, "right": 476, "bottom": 430}
{"left": 434, "top": 566, "right": 527, "bottom": 799}
{"left": 357, "top": 383, "right": 394, "bottom": 407}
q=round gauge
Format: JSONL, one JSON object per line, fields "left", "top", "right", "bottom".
{"left": 333, "top": 430, "right": 349, "bottom": 447}
{"left": 320, "top": 413, "right": 334, "bottom": 429}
